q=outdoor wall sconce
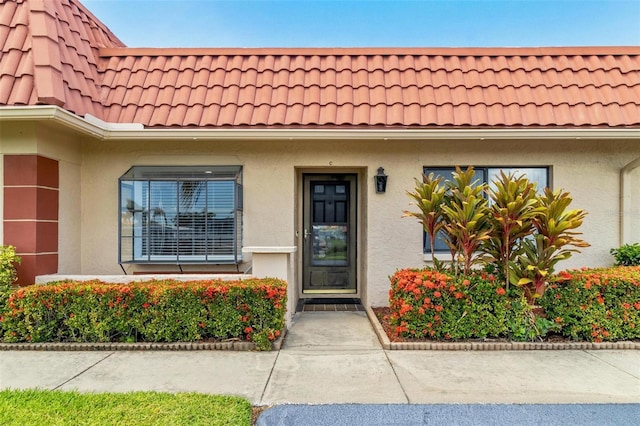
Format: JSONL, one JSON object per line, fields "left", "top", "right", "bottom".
{"left": 375, "top": 167, "right": 388, "bottom": 193}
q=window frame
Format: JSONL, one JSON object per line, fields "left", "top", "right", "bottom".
{"left": 118, "top": 165, "right": 243, "bottom": 265}
{"left": 421, "top": 165, "right": 551, "bottom": 256}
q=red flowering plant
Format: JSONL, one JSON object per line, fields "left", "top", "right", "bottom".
{"left": 0, "top": 278, "right": 286, "bottom": 351}
{"left": 540, "top": 266, "right": 640, "bottom": 342}
{"left": 387, "top": 268, "right": 540, "bottom": 341}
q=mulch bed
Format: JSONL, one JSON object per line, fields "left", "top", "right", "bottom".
{"left": 251, "top": 406, "right": 269, "bottom": 425}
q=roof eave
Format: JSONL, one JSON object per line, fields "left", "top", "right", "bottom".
{"left": 0, "top": 106, "right": 106, "bottom": 138}
{"left": 1, "top": 106, "right": 639, "bottom": 141}
{"left": 107, "top": 127, "right": 640, "bottom": 141}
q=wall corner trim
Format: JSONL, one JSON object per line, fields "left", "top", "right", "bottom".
{"left": 619, "top": 156, "right": 640, "bottom": 245}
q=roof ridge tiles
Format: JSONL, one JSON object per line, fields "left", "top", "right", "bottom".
{"left": 98, "top": 46, "right": 640, "bottom": 58}
{"left": 68, "top": 0, "right": 125, "bottom": 48}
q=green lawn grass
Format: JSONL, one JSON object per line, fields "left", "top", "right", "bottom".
{"left": 0, "top": 389, "right": 251, "bottom": 426}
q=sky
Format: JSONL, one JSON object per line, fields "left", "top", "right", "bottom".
{"left": 81, "top": 0, "right": 640, "bottom": 48}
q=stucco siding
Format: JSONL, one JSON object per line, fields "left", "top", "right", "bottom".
{"left": 58, "top": 158, "right": 81, "bottom": 273}
{"left": 77, "top": 137, "right": 640, "bottom": 307}
{"left": 632, "top": 168, "right": 640, "bottom": 243}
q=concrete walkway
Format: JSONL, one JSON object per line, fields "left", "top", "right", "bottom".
{"left": 1, "top": 311, "right": 639, "bottom": 408}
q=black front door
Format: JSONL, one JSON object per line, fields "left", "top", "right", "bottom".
{"left": 302, "top": 174, "right": 357, "bottom": 294}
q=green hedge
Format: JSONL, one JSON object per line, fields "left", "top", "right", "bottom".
{"left": 387, "top": 268, "right": 545, "bottom": 341}
{"left": 388, "top": 266, "right": 640, "bottom": 343}
{"left": 610, "top": 243, "right": 640, "bottom": 266}
{"left": 0, "top": 245, "right": 20, "bottom": 320}
{"left": 0, "top": 278, "right": 286, "bottom": 350}
{"left": 540, "top": 266, "right": 640, "bottom": 342}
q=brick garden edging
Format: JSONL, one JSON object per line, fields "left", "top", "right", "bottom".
{"left": 0, "top": 331, "right": 286, "bottom": 352}
{"left": 365, "top": 306, "right": 640, "bottom": 350}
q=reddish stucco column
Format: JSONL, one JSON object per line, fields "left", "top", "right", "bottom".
{"left": 3, "top": 155, "right": 59, "bottom": 285}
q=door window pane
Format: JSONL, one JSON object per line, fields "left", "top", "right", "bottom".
{"left": 312, "top": 225, "right": 348, "bottom": 266}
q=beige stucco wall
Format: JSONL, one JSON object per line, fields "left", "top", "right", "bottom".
{"left": 3, "top": 119, "right": 639, "bottom": 308}
{"left": 634, "top": 168, "right": 640, "bottom": 242}
{"left": 623, "top": 156, "right": 640, "bottom": 244}
{"left": 37, "top": 124, "right": 83, "bottom": 274}
{"left": 0, "top": 122, "right": 83, "bottom": 274}
{"left": 76, "top": 136, "right": 640, "bottom": 307}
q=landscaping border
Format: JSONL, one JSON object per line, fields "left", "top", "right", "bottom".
{"left": 0, "top": 331, "right": 286, "bottom": 352}
{"left": 365, "top": 306, "right": 640, "bottom": 350}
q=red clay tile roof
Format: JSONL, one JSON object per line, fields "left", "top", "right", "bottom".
{"left": 1, "top": 0, "right": 640, "bottom": 129}
{"left": 0, "top": 0, "right": 124, "bottom": 118}
{"left": 99, "top": 47, "right": 640, "bottom": 128}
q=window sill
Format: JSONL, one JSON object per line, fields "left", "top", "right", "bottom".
{"left": 120, "top": 257, "right": 243, "bottom": 265}
{"left": 422, "top": 253, "right": 453, "bottom": 263}
{"left": 242, "top": 246, "right": 298, "bottom": 254}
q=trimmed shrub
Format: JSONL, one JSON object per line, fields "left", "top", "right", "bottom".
{"left": 0, "top": 278, "right": 286, "bottom": 350}
{"left": 0, "top": 246, "right": 20, "bottom": 289}
{"left": 540, "top": 267, "right": 640, "bottom": 342}
{"left": 387, "top": 268, "right": 544, "bottom": 341}
{"left": 0, "top": 246, "right": 20, "bottom": 334}
{"left": 610, "top": 243, "right": 640, "bottom": 266}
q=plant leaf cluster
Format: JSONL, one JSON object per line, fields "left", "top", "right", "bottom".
{"left": 0, "top": 245, "right": 20, "bottom": 322}
{"left": 610, "top": 243, "right": 640, "bottom": 266}
{"left": 405, "top": 166, "right": 589, "bottom": 298}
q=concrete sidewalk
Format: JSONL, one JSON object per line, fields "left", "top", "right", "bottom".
{"left": 1, "top": 311, "right": 639, "bottom": 406}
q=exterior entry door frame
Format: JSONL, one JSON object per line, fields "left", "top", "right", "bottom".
{"left": 299, "top": 171, "right": 360, "bottom": 298}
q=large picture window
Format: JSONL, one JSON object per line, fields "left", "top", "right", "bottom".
{"left": 119, "top": 166, "right": 243, "bottom": 264}
{"left": 422, "top": 166, "right": 549, "bottom": 254}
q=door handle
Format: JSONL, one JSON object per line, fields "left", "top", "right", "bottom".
{"left": 304, "top": 229, "right": 310, "bottom": 240}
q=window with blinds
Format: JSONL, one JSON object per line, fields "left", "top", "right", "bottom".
{"left": 421, "top": 166, "right": 549, "bottom": 254}
{"left": 119, "top": 166, "right": 243, "bottom": 263}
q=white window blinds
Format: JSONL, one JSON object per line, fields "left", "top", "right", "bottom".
{"left": 119, "top": 166, "right": 242, "bottom": 263}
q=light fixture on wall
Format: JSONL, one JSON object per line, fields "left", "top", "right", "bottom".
{"left": 374, "top": 167, "right": 388, "bottom": 193}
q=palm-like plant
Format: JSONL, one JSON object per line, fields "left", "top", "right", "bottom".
{"left": 404, "top": 173, "right": 446, "bottom": 265}
{"left": 511, "top": 188, "right": 590, "bottom": 299}
{"left": 484, "top": 171, "right": 542, "bottom": 289}
{"left": 403, "top": 168, "right": 590, "bottom": 298}
{"left": 441, "top": 167, "right": 492, "bottom": 276}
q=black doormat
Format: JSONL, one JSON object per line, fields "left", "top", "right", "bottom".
{"left": 296, "top": 298, "right": 364, "bottom": 312}
{"left": 303, "top": 298, "right": 361, "bottom": 305}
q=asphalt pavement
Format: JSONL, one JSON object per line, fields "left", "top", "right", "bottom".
{"left": 257, "top": 403, "right": 640, "bottom": 425}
